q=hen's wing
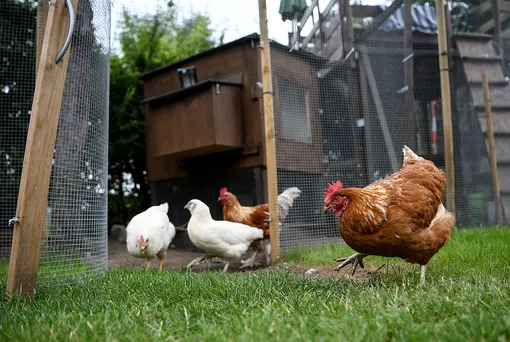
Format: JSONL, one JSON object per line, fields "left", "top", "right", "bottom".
{"left": 203, "top": 220, "right": 263, "bottom": 245}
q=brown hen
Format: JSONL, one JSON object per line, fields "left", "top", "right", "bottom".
{"left": 323, "top": 146, "right": 455, "bottom": 282}
{"left": 218, "top": 187, "right": 301, "bottom": 267}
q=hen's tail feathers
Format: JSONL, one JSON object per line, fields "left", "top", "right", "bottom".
{"left": 429, "top": 204, "right": 456, "bottom": 243}
{"left": 277, "top": 187, "right": 301, "bottom": 223}
{"left": 402, "top": 145, "right": 421, "bottom": 166}
{"left": 155, "top": 202, "right": 169, "bottom": 214}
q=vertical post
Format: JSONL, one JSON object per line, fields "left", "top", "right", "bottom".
{"left": 7, "top": 0, "right": 78, "bottom": 298}
{"left": 435, "top": 0, "right": 455, "bottom": 213}
{"left": 482, "top": 71, "right": 503, "bottom": 225}
{"left": 258, "top": 0, "right": 279, "bottom": 265}
{"left": 403, "top": 0, "right": 416, "bottom": 150}
{"left": 36, "top": 0, "right": 50, "bottom": 76}
{"left": 492, "top": 0, "right": 502, "bottom": 48}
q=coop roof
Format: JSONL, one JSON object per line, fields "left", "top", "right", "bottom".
{"left": 138, "top": 32, "right": 323, "bottom": 81}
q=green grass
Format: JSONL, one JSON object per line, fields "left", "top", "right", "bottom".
{"left": 1, "top": 228, "right": 510, "bottom": 341}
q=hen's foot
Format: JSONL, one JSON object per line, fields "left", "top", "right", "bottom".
{"left": 335, "top": 253, "right": 368, "bottom": 275}
{"left": 240, "top": 252, "right": 261, "bottom": 269}
{"left": 420, "top": 265, "right": 427, "bottom": 283}
{"left": 186, "top": 255, "right": 209, "bottom": 269}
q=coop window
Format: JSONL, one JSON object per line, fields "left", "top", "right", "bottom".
{"left": 177, "top": 66, "right": 197, "bottom": 88}
{"left": 278, "top": 77, "right": 311, "bottom": 143}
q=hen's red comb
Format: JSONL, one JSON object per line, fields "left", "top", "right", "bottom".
{"left": 219, "top": 187, "right": 228, "bottom": 196}
{"left": 324, "top": 181, "right": 343, "bottom": 202}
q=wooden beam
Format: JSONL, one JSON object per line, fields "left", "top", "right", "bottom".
{"left": 351, "top": 5, "right": 382, "bottom": 18}
{"left": 357, "top": 0, "right": 404, "bottom": 44}
{"left": 403, "top": 0, "right": 416, "bottom": 150}
{"left": 359, "top": 45, "right": 399, "bottom": 173}
{"left": 36, "top": 0, "right": 49, "bottom": 76}
{"left": 493, "top": 0, "right": 503, "bottom": 44}
{"left": 478, "top": 12, "right": 510, "bottom": 34}
{"left": 7, "top": 0, "right": 78, "bottom": 298}
{"left": 302, "top": 0, "right": 338, "bottom": 46}
{"left": 342, "top": 0, "right": 355, "bottom": 68}
{"left": 482, "top": 71, "right": 504, "bottom": 225}
{"left": 299, "top": 0, "right": 319, "bottom": 32}
{"left": 435, "top": 0, "right": 456, "bottom": 214}
{"left": 258, "top": 0, "right": 279, "bottom": 266}
{"left": 359, "top": 63, "right": 375, "bottom": 181}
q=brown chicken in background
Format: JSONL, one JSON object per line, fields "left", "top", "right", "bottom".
{"left": 218, "top": 187, "right": 301, "bottom": 267}
{"left": 323, "top": 146, "right": 455, "bottom": 282}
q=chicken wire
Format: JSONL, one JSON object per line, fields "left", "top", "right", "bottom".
{"left": 272, "top": 0, "right": 501, "bottom": 254}
{"left": 0, "top": 0, "right": 110, "bottom": 284}
{"left": 107, "top": 0, "right": 506, "bottom": 259}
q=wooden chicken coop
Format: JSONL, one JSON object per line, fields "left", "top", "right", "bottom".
{"left": 139, "top": 34, "right": 324, "bottom": 228}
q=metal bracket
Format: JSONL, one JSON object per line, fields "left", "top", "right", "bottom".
{"left": 8, "top": 217, "right": 19, "bottom": 227}
{"left": 56, "top": 0, "right": 76, "bottom": 64}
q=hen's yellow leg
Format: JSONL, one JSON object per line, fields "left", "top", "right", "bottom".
{"left": 158, "top": 258, "right": 164, "bottom": 272}
{"left": 146, "top": 258, "right": 153, "bottom": 271}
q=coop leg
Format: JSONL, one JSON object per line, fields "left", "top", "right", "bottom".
{"left": 146, "top": 258, "right": 153, "bottom": 271}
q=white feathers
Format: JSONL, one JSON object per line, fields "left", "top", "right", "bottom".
{"left": 277, "top": 187, "right": 301, "bottom": 222}
{"left": 185, "top": 199, "right": 264, "bottom": 262}
{"left": 126, "top": 203, "right": 176, "bottom": 260}
{"left": 428, "top": 203, "right": 447, "bottom": 229}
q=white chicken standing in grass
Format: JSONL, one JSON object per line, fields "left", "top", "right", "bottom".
{"left": 126, "top": 203, "right": 176, "bottom": 272}
{"left": 184, "top": 199, "right": 264, "bottom": 272}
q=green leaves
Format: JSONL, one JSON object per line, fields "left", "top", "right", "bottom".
{"left": 108, "top": 6, "right": 220, "bottom": 226}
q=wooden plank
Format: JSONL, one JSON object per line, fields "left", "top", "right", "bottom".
{"left": 435, "top": 0, "right": 455, "bottom": 214}
{"left": 359, "top": 45, "right": 399, "bottom": 173}
{"left": 36, "top": 0, "right": 50, "bottom": 253}
{"left": 359, "top": 63, "right": 375, "bottom": 181}
{"left": 302, "top": 0, "right": 337, "bottom": 47}
{"left": 357, "top": 0, "right": 404, "bottom": 44}
{"left": 36, "top": 0, "right": 49, "bottom": 76}
{"left": 471, "top": 0, "right": 493, "bottom": 16}
{"left": 492, "top": 0, "right": 503, "bottom": 44}
{"left": 342, "top": 0, "right": 355, "bottom": 68}
{"left": 403, "top": 0, "right": 416, "bottom": 150}
{"left": 298, "top": 0, "right": 319, "bottom": 33}
{"left": 7, "top": 0, "right": 79, "bottom": 298}
{"left": 258, "top": 0, "right": 279, "bottom": 266}
{"left": 351, "top": 5, "right": 382, "bottom": 18}
{"left": 478, "top": 12, "right": 510, "bottom": 34}
{"left": 483, "top": 71, "right": 504, "bottom": 224}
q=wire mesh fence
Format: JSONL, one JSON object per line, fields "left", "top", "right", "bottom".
{"left": 273, "top": 0, "right": 507, "bottom": 253}
{"left": 0, "top": 0, "right": 110, "bottom": 284}
{"left": 112, "top": 0, "right": 508, "bottom": 258}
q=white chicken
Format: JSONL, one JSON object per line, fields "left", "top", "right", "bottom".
{"left": 126, "top": 203, "right": 176, "bottom": 272}
{"left": 184, "top": 199, "right": 264, "bottom": 272}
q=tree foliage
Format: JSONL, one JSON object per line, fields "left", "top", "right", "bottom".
{"left": 109, "top": 7, "right": 222, "bottom": 227}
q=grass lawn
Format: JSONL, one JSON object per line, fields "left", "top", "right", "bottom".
{"left": 0, "top": 228, "right": 509, "bottom": 341}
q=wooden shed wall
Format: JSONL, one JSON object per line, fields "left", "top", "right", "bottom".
{"left": 143, "top": 41, "right": 264, "bottom": 181}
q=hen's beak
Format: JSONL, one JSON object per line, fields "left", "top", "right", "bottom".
{"left": 322, "top": 205, "right": 332, "bottom": 214}
{"left": 184, "top": 203, "right": 189, "bottom": 210}
{"left": 140, "top": 245, "right": 147, "bottom": 254}
{"left": 217, "top": 196, "right": 222, "bottom": 202}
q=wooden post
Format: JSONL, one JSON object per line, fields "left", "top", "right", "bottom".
{"left": 37, "top": 0, "right": 51, "bottom": 252}
{"left": 482, "top": 71, "right": 503, "bottom": 225}
{"left": 435, "top": 0, "right": 456, "bottom": 213}
{"left": 7, "top": 0, "right": 78, "bottom": 298}
{"left": 359, "top": 46, "right": 400, "bottom": 173}
{"left": 258, "top": 0, "right": 279, "bottom": 265}
{"left": 403, "top": 0, "right": 416, "bottom": 151}
{"left": 36, "top": 0, "right": 50, "bottom": 76}
{"left": 492, "top": 0, "right": 502, "bottom": 48}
